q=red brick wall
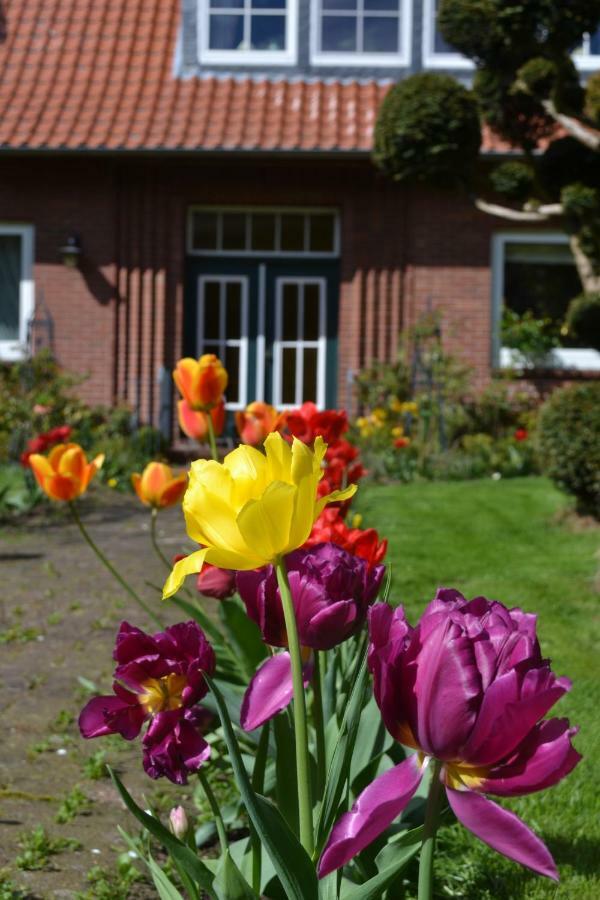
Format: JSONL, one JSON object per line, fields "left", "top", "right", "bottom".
{"left": 0, "top": 153, "right": 536, "bottom": 428}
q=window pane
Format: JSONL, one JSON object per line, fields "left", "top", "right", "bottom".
{"left": 250, "top": 15, "right": 286, "bottom": 50}
{"left": 309, "top": 215, "right": 334, "bottom": 252}
{"left": 321, "top": 16, "right": 357, "bottom": 52}
{"left": 210, "top": 0, "right": 243, "bottom": 6}
{"left": 202, "top": 342, "right": 221, "bottom": 358}
{"left": 192, "top": 212, "right": 218, "bottom": 250}
{"left": 303, "top": 348, "right": 318, "bottom": 403}
{"left": 282, "top": 283, "right": 298, "bottom": 341}
{"left": 203, "top": 281, "right": 221, "bottom": 339}
{"left": 591, "top": 29, "right": 600, "bottom": 54}
{"left": 226, "top": 282, "right": 242, "bottom": 339}
{"left": 503, "top": 243, "right": 580, "bottom": 348}
{"left": 364, "top": 16, "right": 399, "bottom": 52}
{"left": 0, "top": 235, "right": 21, "bottom": 341}
{"left": 304, "top": 285, "right": 321, "bottom": 341}
{"left": 282, "top": 347, "right": 296, "bottom": 404}
{"left": 225, "top": 346, "right": 240, "bottom": 401}
{"left": 251, "top": 213, "right": 276, "bottom": 250}
{"left": 253, "top": 0, "right": 285, "bottom": 7}
{"left": 322, "top": 0, "right": 357, "bottom": 8}
{"left": 209, "top": 14, "right": 244, "bottom": 50}
{"left": 433, "top": 0, "right": 455, "bottom": 53}
{"left": 280, "top": 214, "right": 304, "bottom": 252}
{"left": 364, "top": 0, "right": 397, "bottom": 9}
{"left": 222, "top": 213, "right": 247, "bottom": 250}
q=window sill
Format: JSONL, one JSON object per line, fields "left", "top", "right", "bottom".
{"left": 499, "top": 347, "right": 600, "bottom": 373}
{"left": 0, "top": 342, "right": 30, "bottom": 363}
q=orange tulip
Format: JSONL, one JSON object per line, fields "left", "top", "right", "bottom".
{"left": 131, "top": 462, "right": 187, "bottom": 509}
{"left": 29, "top": 442, "right": 104, "bottom": 502}
{"left": 235, "top": 402, "right": 286, "bottom": 446}
{"left": 178, "top": 399, "right": 226, "bottom": 442}
{"left": 173, "top": 354, "right": 228, "bottom": 411}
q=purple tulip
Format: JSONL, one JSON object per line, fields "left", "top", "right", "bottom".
{"left": 319, "top": 590, "right": 581, "bottom": 881}
{"left": 237, "top": 543, "right": 384, "bottom": 731}
{"left": 79, "top": 621, "right": 216, "bottom": 784}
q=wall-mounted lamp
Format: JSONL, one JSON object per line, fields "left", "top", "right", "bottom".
{"left": 59, "top": 234, "right": 82, "bottom": 268}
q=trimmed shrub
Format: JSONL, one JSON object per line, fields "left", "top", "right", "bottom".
{"left": 537, "top": 382, "right": 600, "bottom": 517}
{"left": 565, "top": 293, "right": 600, "bottom": 350}
{"left": 373, "top": 73, "right": 481, "bottom": 186}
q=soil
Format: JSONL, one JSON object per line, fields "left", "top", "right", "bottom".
{"left": 0, "top": 491, "right": 197, "bottom": 898}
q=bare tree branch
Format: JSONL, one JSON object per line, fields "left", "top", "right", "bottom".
{"left": 541, "top": 99, "right": 600, "bottom": 151}
{"left": 474, "top": 198, "right": 563, "bottom": 221}
{"left": 569, "top": 234, "right": 600, "bottom": 294}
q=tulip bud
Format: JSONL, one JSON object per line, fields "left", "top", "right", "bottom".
{"left": 169, "top": 805, "right": 189, "bottom": 840}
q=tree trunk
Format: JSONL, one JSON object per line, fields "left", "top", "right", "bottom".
{"left": 569, "top": 234, "right": 600, "bottom": 295}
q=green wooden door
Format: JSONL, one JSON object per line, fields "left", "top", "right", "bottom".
{"left": 184, "top": 257, "right": 339, "bottom": 411}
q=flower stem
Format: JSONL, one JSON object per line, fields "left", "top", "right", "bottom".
{"left": 251, "top": 722, "right": 270, "bottom": 893}
{"left": 206, "top": 412, "right": 219, "bottom": 461}
{"left": 150, "top": 507, "right": 172, "bottom": 570}
{"left": 312, "top": 650, "right": 326, "bottom": 796}
{"left": 197, "top": 768, "right": 229, "bottom": 852}
{"left": 418, "top": 759, "right": 444, "bottom": 900}
{"left": 275, "top": 558, "right": 314, "bottom": 855}
{"left": 69, "top": 502, "right": 163, "bottom": 629}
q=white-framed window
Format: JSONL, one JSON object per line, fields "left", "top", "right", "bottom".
{"left": 574, "top": 29, "right": 600, "bottom": 71}
{"left": 197, "top": 275, "right": 249, "bottom": 409}
{"left": 273, "top": 277, "right": 327, "bottom": 408}
{"left": 197, "top": 0, "right": 298, "bottom": 64}
{"left": 310, "top": 0, "right": 411, "bottom": 66}
{"left": 491, "top": 231, "right": 600, "bottom": 372}
{"left": 422, "top": 0, "right": 472, "bottom": 69}
{"left": 0, "top": 224, "right": 34, "bottom": 362}
{"left": 188, "top": 207, "right": 340, "bottom": 258}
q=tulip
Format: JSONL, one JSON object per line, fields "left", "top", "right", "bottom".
{"left": 162, "top": 432, "right": 356, "bottom": 599}
{"left": 131, "top": 462, "right": 187, "bottom": 509}
{"left": 514, "top": 428, "right": 528, "bottom": 441}
{"left": 319, "top": 590, "right": 581, "bottom": 882}
{"left": 29, "top": 442, "right": 104, "bottom": 501}
{"left": 173, "top": 354, "right": 227, "bottom": 411}
{"left": 237, "top": 543, "right": 384, "bottom": 730}
{"left": 285, "top": 402, "right": 348, "bottom": 445}
{"left": 79, "top": 621, "right": 216, "bottom": 784}
{"left": 306, "top": 507, "right": 387, "bottom": 570}
{"left": 169, "top": 805, "right": 189, "bottom": 840}
{"left": 178, "top": 399, "right": 225, "bottom": 441}
{"left": 235, "top": 401, "right": 285, "bottom": 446}
{"left": 196, "top": 563, "right": 236, "bottom": 599}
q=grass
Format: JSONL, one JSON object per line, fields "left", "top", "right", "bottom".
{"left": 357, "top": 476, "right": 599, "bottom": 899}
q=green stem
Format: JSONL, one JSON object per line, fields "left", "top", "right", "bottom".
{"left": 251, "top": 722, "right": 270, "bottom": 894}
{"left": 198, "top": 768, "right": 229, "bottom": 853}
{"left": 206, "top": 411, "right": 219, "bottom": 461}
{"left": 312, "top": 650, "right": 326, "bottom": 796}
{"left": 69, "top": 502, "right": 163, "bottom": 629}
{"left": 275, "top": 558, "right": 314, "bottom": 855}
{"left": 150, "top": 507, "right": 172, "bottom": 570}
{"left": 418, "top": 760, "right": 444, "bottom": 900}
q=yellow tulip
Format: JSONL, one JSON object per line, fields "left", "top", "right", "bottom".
{"left": 29, "top": 443, "right": 104, "bottom": 502}
{"left": 162, "top": 432, "right": 356, "bottom": 598}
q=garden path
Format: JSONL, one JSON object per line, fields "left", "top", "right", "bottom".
{"left": 0, "top": 492, "right": 195, "bottom": 898}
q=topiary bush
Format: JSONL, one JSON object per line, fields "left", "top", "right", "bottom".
{"left": 537, "top": 382, "right": 600, "bottom": 517}
{"left": 373, "top": 73, "right": 481, "bottom": 186}
{"left": 565, "top": 293, "right": 600, "bottom": 349}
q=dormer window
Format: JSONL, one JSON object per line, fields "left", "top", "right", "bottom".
{"left": 198, "top": 0, "right": 298, "bottom": 64}
{"left": 574, "top": 30, "right": 600, "bottom": 70}
{"left": 311, "top": 0, "right": 411, "bottom": 66}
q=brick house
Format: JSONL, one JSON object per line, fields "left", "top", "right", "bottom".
{"left": 0, "top": 0, "right": 598, "bottom": 438}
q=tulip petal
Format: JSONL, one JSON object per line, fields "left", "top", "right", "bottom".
{"left": 240, "top": 651, "right": 313, "bottom": 731}
{"left": 446, "top": 787, "right": 558, "bottom": 880}
{"left": 78, "top": 694, "right": 145, "bottom": 740}
{"left": 315, "top": 484, "right": 357, "bottom": 517}
{"left": 159, "top": 475, "right": 188, "bottom": 508}
{"left": 318, "top": 754, "right": 424, "bottom": 878}
{"left": 237, "top": 481, "right": 296, "bottom": 560}
{"left": 163, "top": 548, "right": 209, "bottom": 599}
{"left": 481, "top": 718, "right": 582, "bottom": 797}
{"left": 46, "top": 473, "right": 79, "bottom": 501}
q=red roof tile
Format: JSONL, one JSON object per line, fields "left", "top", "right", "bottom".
{"left": 0, "top": 0, "right": 516, "bottom": 153}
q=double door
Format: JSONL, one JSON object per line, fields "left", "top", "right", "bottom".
{"left": 184, "top": 258, "right": 339, "bottom": 411}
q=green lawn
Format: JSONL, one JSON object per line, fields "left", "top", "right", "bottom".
{"left": 356, "top": 477, "right": 599, "bottom": 900}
